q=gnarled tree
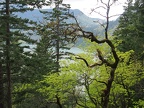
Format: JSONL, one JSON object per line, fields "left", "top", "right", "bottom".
{"left": 72, "top": 0, "right": 119, "bottom": 107}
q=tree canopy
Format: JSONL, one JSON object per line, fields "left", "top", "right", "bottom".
{"left": 0, "top": 0, "right": 144, "bottom": 108}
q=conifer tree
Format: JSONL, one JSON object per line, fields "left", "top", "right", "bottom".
{"left": 0, "top": 0, "right": 47, "bottom": 107}
{"left": 35, "top": 0, "right": 77, "bottom": 107}
{"left": 114, "top": 0, "right": 144, "bottom": 60}
{"left": 40, "top": 0, "right": 75, "bottom": 72}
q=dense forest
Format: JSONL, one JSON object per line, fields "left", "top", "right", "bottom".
{"left": 0, "top": 0, "right": 144, "bottom": 108}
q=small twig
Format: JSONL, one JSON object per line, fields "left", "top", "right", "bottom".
{"left": 97, "top": 80, "right": 108, "bottom": 86}
{"left": 100, "top": 0, "right": 107, "bottom": 7}
{"left": 92, "top": 10, "right": 107, "bottom": 18}
{"left": 93, "top": 20, "right": 105, "bottom": 28}
{"left": 109, "top": 14, "right": 122, "bottom": 18}
{"left": 90, "top": 6, "right": 106, "bottom": 14}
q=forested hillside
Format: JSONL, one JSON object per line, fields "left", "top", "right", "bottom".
{"left": 14, "top": 8, "right": 119, "bottom": 46}
{"left": 15, "top": 8, "right": 119, "bottom": 38}
{"left": 0, "top": 0, "right": 144, "bottom": 108}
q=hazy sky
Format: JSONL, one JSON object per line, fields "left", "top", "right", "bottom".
{"left": 62, "top": 0, "right": 127, "bottom": 20}
{"left": 45, "top": 0, "right": 128, "bottom": 20}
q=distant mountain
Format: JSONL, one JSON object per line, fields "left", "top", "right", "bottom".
{"left": 14, "top": 9, "right": 119, "bottom": 38}
{"left": 69, "top": 9, "right": 105, "bottom": 32}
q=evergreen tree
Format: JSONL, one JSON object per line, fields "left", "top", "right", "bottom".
{"left": 114, "top": 0, "right": 144, "bottom": 60}
{"left": 33, "top": 0, "right": 77, "bottom": 107}
{"left": 114, "top": 0, "right": 144, "bottom": 106}
{"left": 40, "top": 0, "right": 75, "bottom": 72}
{"left": 0, "top": 0, "right": 47, "bottom": 107}
{"left": 7, "top": 0, "right": 75, "bottom": 107}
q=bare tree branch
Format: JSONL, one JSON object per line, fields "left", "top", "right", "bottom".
{"left": 75, "top": 55, "right": 103, "bottom": 68}
{"left": 109, "top": 14, "right": 122, "bottom": 18}
{"left": 100, "top": 0, "right": 107, "bottom": 7}
{"left": 93, "top": 20, "right": 105, "bottom": 28}
{"left": 90, "top": 6, "right": 107, "bottom": 13}
{"left": 91, "top": 10, "right": 107, "bottom": 18}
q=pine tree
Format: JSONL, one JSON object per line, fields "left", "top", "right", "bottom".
{"left": 40, "top": 0, "right": 75, "bottom": 72}
{"left": 114, "top": 0, "right": 144, "bottom": 60}
{"left": 0, "top": 0, "right": 47, "bottom": 107}
{"left": 35, "top": 0, "right": 76, "bottom": 107}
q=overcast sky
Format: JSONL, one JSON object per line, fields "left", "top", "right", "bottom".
{"left": 46, "top": 0, "right": 128, "bottom": 20}
{"left": 62, "top": 0, "right": 127, "bottom": 20}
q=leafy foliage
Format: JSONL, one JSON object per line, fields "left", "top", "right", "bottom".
{"left": 0, "top": 0, "right": 144, "bottom": 108}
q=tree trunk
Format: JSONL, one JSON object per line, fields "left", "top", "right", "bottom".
{"left": 56, "top": 95, "right": 63, "bottom": 108}
{"left": 0, "top": 63, "right": 4, "bottom": 108}
{"left": 6, "top": 0, "right": 12, "bottom": 108}
{"left": 56, "top": 2, "right": 60, "bottom": 72}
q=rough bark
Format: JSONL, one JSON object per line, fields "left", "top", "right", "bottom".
{"left": 6, "top": 0, "right": 12, "bottom": 108}
{"left": 0, "top": 63, "right": 4, "bottom": 108}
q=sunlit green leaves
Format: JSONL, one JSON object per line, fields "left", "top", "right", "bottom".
{"left": 38, "top": 70, "right": 77, "bottom": 104}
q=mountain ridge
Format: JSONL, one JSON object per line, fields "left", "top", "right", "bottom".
{"left": 15, "top": 9, "right": 119, "bottom": 36}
